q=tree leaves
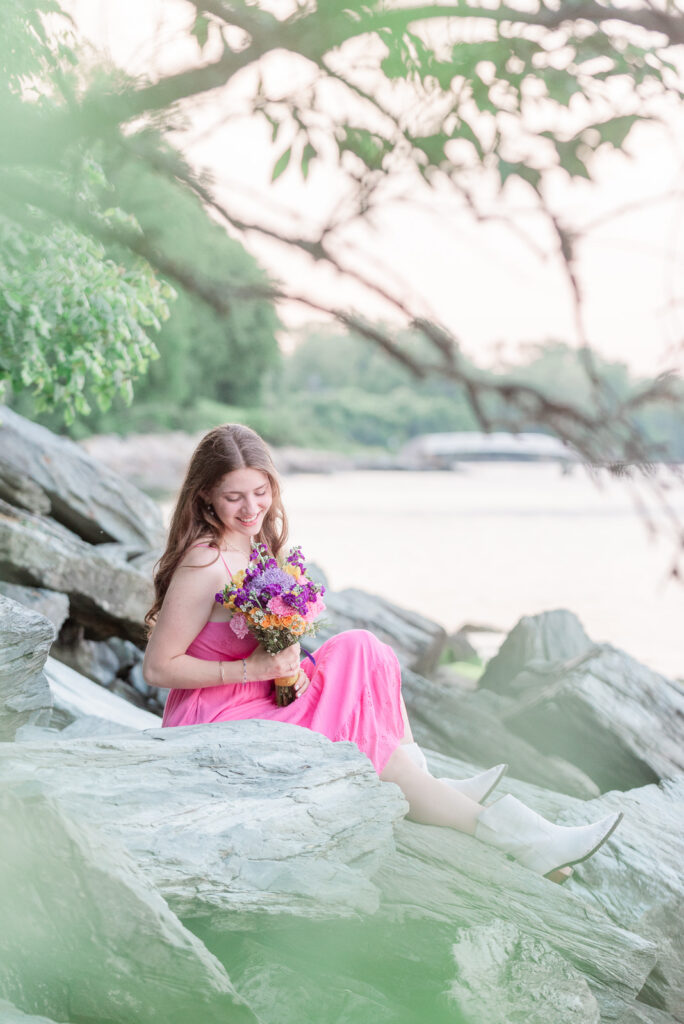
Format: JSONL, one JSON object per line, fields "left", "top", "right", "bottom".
{"left": 271, "top": 145, "right": 292, "bottom": 182}
{"left": 0, "top": 211, "right": 169, "bottom": 424}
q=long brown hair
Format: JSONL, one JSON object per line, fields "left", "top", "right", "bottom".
{"left": 145, "top": 423, "right": 288, "bottom": 633}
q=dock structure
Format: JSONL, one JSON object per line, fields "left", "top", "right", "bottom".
{"left": 400, "top": 431, "right": 579, "bottom": 468}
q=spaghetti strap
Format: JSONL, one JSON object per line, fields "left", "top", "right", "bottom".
{"left": 218, "top": 550, "right": 233, "bottom": 579}
{"left": 188, "top": 542, "right": 233, "bottom": 580}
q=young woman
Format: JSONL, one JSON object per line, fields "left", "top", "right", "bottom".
{"left": 143, "top": 423, "right": 623, "bottom": 884}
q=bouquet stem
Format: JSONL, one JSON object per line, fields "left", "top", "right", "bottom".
{"left": 274, "top": 672, "right": 298, "bottom": 706}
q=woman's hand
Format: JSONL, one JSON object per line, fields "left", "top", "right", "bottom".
{"left": 293, "top": 668, "right": 310, "bottom": 698}
{"left": 246, "top": 643, "right": 301, "bottom": 681}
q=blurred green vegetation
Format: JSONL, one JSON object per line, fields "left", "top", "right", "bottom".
{"left": 13, "top": 323, "right": 683, "bottom": 460}
{"left": 2, "top": 3, "right": 682, "bottom": 462}
{"left": 8, "top": 151, "right": 281, "bottom": 433}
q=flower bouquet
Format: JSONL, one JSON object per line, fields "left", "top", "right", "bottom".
{"left": 215, "top": 542, "right": 326, "bottom": 706}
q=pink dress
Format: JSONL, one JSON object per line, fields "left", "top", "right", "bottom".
{"left": 161, "top": 549, "right": 406, "bottom": 775}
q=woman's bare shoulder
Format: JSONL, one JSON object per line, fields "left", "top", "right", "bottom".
{"left": 177, "top": 541, "right": 223, "bottom": 571}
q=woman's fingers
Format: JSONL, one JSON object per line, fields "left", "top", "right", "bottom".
{"left": 294, "top": 668, "right": 310, "bottom": 697}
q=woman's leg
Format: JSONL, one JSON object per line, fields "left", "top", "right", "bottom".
{"left": 399, "top": 695, "right": 414, "bottom": 744}
{"left": 380, "top": 743, "right": 482, "bottom": 833}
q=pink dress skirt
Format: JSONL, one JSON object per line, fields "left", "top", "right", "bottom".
{"left": 161, "top": 623, "right": 406, "bottom": 775}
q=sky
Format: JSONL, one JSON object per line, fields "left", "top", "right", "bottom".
{"left": 66, "top": 0, "right": 684, "bottom": 377}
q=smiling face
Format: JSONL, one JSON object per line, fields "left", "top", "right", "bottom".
{"left": 204, "top": 466, "right": 273, "bottom": 545}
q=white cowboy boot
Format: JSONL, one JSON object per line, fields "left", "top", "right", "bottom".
{"left": 402, "top": 741, "right": 508, "bottom": 805}
{"left": 474, "top": 793, "right": 623, "bottom": 877}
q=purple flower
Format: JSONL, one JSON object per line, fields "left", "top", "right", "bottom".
{"left": 251, "top": 567, "right": 293, "bottom": 591}
{"left": 215, "top": 592, "right": 225, "bottom": 604}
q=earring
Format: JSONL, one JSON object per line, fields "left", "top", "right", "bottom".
{"left": 206, "top": 502, "right": 215, "bottom": 515}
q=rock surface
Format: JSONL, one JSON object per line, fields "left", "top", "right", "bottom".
{"left": 0, "top": 721, "right": 407, "bottom": 925}
{"left": 0, "top": 999, "right": 72, "bottom": 1024}
{"left": 0, "top": 781, "right": 257, "bottom": 1024}
{"left": 42, "top": 655, "right": 160, "bottom": 731}
{"left": 448, "top": 919, "right": 601, "bottom": 1024}
{"left": 401, "top": 666, "right": 600, "bottom": 797}
{"left": 0, "top": 596, "right": 54, "bottom": 740}
{"left": 479, "top": 610, "right": 684, "bottom": 791}
{"left": 0, "top": 498, "right": 152, "bottom": 643}
{"left": 317, "top": 588, "right": 446, "bottom": 674}
{"left": 0, "top": 405, "right": 165, "bottom": 548}
{"left": 0, "top": 583, "right": 69, "bottom": 632}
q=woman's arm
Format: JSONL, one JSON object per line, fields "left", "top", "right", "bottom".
{"left": 142, "top": 547, "right": 301, "bottom": 690}
{"left": 142, "top": 546, "right": 236, "bottom": 690}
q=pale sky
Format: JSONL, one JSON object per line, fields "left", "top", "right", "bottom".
{"left": 67, "top": 0, "right": 684, "bottom": 377}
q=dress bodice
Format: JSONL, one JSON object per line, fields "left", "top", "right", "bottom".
{"left": 186, "top": 620, "right": 258, "bottom": 662}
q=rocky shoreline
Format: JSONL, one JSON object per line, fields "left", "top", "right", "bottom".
{"left": 1, "top": 404, "right": 683, "bottom": 1024}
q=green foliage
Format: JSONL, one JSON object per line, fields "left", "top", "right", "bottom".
{"left": 253, "top": 1, "right": 681, "bottom": 193}
{"left": 0, "top": 6, "right": 177, "bottom": 423}
{"left": 103, "top": 155, "right": 280, "bottom": 410}
{"left": 0, "top": 212, "right": 172, "bottom": 424}
{"left": 268, "top": 328, "right": 684, "bottom": 457}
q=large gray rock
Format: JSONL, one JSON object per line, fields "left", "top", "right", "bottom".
{"left": 42, "top": 655, "right": 160, "bottom": 731}
{"left": 0, "top": 405, "right": 165, "bottom": 548}
{"left": 448, "top": 919, "right": 601, "bottom": 1024}
{"left": 0, "top": 498, "right": 152, "bottom": 643}
{"left": 0, "top": 582, "right": 69, "bottom": 632}
{"left": 0, "top": 720, "right": 407, "bottom": 925}
{"left": 562, "top": 778, "right": 684, "bottom": 1018}
{"left": 401, "top": 667, "right": 600, "bottom": 798}
{"left": 317, "top": 589, "right": 446, "bottom": 674}
{"left": 0, "top": 1000, "right": 72, "bottom": 1024}
{"left": 376, "top": 819, "right": 656, "bottom": 1019}
{"left": 0, "top": 781, "right": 257, "bottom": 1024}
{"left": 51, "top": 632, "right": 123, "bottom": 686}
{"left": 0, "top": 595, "right": 53, "bottom": 739}
{"left": 374, "top": 746, "right": 684, "bottom": 1021}
{"left": 479, "top": 610, "right": 684, "bottom": 791}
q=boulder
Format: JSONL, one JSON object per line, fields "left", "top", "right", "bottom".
{"left": 0, "top": 463, "right": 51, "bottom": 515}
{"left": 479, "top": 609, "right": 594, "bottom": 692}
{"left": 561, "top": 778, "right": 684, "bottom": 1018}
{"left": 378, "top": 749, "right": 684, "bottom": 1021}
{"left": 0, "top": 720, "right": 407, "bottom": 925}
{"left": 376, "top": 819, "right": 656, "bottom": 1019}
{"left": 448, "top": 919, "right": 601, "bottom": 1024}
{"left": 51, "top": 633, "right": 121, "bottom": 687}
{"left": 401, "top": 667, "right": 600, "bottom": 798}
{"left": 317, "top": 589, "right": 446, "bottom": 674}
{"left": 0, "top": 405, "right": 165, "bottom": 548}
{"left": 0, "top": 498, "right": 152, "bottom": 643}
{"left": 0, "top": 781, "right": 257, "bottom": 1024}
{"left": 0, "top": 596, "right": 54, "bottom": 740}
{"left": 479, "top": 611, "right": 684, "bottom": 791}
{"left": 42, "top": 655, "right": 161, "bottom": 730}
{"left": 0, "top": 1000, "right": 72, "bottom": 1024}
{"left": 0, "top": 582, "right": 69, "bottom": 632}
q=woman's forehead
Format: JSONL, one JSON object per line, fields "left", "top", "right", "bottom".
{"left": 215, "top": 467, "right": 270, "bottom": 492}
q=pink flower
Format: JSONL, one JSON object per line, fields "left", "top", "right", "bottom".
{"left": 268, "top": 595, "right": 294, "bottom": 617}
{"left": 229, "top": 613, "right": 250, "bottom": 639}
{"left": 303, "top": 595, "right": 326, "bottom": 622}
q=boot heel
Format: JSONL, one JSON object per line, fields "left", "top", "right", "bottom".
{"left": 545, "top": 866, "right": 573, "bottom": 884}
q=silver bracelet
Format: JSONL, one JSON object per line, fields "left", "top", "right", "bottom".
{"left": 242, "top": 658, "right": 247, "bottom": 684}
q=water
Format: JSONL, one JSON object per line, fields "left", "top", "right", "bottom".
{"left": 276, "top": 463, "right": 684, "bottom": 680}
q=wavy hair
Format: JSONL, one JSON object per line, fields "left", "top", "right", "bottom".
{"left": 145, "top": 423, "right": 288, "bottom": 633}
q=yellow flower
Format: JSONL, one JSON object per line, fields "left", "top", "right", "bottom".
{"left": 232, "top": 569, "right": 246, "bottom": 587}
{"left": 283, "top": 564, "right": 301, "bottom": 580}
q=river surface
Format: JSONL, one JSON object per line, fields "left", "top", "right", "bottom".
{"left": 278, "top": 464, "right": 683, "bottom": 680}
{"left": 163, "top": 463, "right": 683, "bottom": 679}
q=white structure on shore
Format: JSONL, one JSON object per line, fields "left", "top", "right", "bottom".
{"left": 401, "top": 431, "right": 578, "bottom": 467}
